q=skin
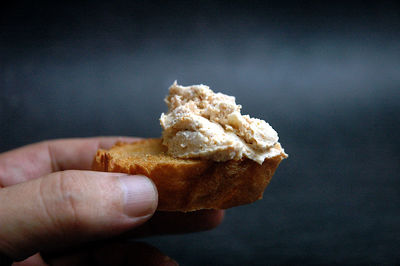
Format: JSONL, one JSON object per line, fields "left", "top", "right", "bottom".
{"left": 0, "top": 137, "right": 224, "bottom": 265}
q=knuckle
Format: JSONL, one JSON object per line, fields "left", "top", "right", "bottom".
{"left": 40, "top": 171, "right": 85, "bottom": 234}
{"left": 57, "top": 171, "right": 84, "bottom": 229}
{"left": 39, "top": 171, "right": 123, "bottom": 238}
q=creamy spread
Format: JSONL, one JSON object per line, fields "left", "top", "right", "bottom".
{"left": 160, "top": 81, "right": 287, "bottom": 164}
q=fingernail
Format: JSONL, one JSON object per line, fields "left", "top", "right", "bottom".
{"left": 119, "top": 175, "right": 158, "bottom": 218}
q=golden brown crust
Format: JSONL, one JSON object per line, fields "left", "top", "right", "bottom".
{"left": 92, "top": 138, "right": 285, "bottom": 212}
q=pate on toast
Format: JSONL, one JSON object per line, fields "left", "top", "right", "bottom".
{"left": 92, "top": 138, "right": 286, "bottom": 212}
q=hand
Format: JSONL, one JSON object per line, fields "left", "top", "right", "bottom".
{"left": 0, "top": 137, "right": 224, "bottom": 265}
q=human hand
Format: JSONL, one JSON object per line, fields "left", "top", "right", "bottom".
{"left": 0, "top": 137, "right": 224, "bottom": 265}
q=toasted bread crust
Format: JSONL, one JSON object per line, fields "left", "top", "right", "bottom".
{"left": 92, "top": 138, "right": 285, "bottom": 212}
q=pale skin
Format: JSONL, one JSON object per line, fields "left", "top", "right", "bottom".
{"left": 0, "top": 137, "right": 224, "bottom": 265}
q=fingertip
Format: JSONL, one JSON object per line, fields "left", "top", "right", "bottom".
{"left": 189, "top": 209, "right": 225, "bottom": 230}
{"left": 209, "top": 209, "right": 225, "bottom": 229}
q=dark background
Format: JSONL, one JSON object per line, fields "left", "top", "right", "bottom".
{"left": 1, "top": 1, "right": 399, "bottom": 264}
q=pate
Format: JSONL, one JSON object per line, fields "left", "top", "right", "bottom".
{"left": 160, "top": 81, "right": 287, "bottom": 164}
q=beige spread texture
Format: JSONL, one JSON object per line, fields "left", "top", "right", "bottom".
{"left": 160, "top": 81, "right": 287, "bottom": 164}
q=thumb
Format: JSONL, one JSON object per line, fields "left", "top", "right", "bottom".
{"left": 0, "top": 171, "right": 158, "bottom": 261}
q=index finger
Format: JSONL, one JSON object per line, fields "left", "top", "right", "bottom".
{"left": 0, "top": 137, "right": 140, "bottom": 187}
{"left": 125, "top": 209, "right": 225, "bottom": 238}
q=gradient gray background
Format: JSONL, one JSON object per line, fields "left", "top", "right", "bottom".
{"left": 1, "top": 1, "right": 399, "bottom": 265}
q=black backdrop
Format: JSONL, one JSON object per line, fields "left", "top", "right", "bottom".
{"left": 1, "top": 1, "right": 399, "bottom": 264}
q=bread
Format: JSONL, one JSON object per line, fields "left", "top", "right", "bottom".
{"left": 92, "top": 138, "right": 285, "bottom": 212}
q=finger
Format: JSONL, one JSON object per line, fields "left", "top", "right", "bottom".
{"left": 0, "top": 136, "right": 140, "bottom": 187}
{"left": 12, "top": 253, "right": 47, "bottom": 266}
{"left": 0, "top": 171, "right": 158, "bottom": 261}
{"left": 42, "top": 241, "right": 177, "bottom": 266}
{"left": 126, "top": 209, "right": 225, "bottom": 238}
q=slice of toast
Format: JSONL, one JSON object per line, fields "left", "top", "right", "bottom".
{"left": 92, "top": 138, "right": 285, "bottom": 212}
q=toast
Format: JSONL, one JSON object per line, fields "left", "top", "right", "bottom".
{"left": 92, "top": 138, "right": 286, "bottom": 212}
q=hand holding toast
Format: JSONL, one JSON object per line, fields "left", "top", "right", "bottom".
{"left": 0, "top": 137, "right": 223, "bottom": 265}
